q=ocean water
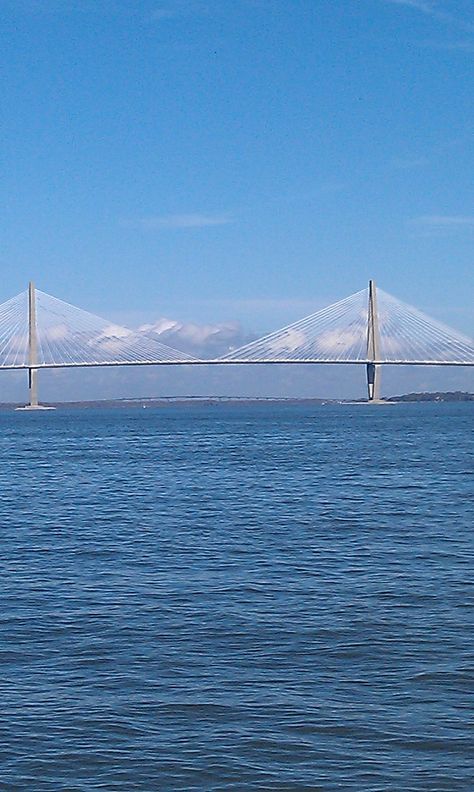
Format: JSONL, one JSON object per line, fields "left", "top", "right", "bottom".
{"left": 0, "top": 403, "right": 473, "bottom": 791}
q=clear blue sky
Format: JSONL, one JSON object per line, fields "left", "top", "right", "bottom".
{"left": 1, "top": 0, "right": 473, "bottom": 336}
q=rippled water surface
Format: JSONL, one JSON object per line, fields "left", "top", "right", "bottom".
{"left": 1, "top": 403, "right": 473, "bottom": 791}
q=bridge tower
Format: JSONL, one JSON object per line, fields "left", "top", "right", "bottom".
{"left": 366, "top": 279, "right": 381, "bottom": 402}
{"left": 16, "top": 282, "right": 54, "bottom": 410}
{"left": 28, "top": 281, "right": 39, "bottom": 408}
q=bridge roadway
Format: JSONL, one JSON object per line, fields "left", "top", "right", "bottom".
{"left": 1, "top": 359, "right": 473, "bottom": 370}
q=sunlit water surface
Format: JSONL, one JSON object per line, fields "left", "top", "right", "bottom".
{"left": 0, "top": 404, "right": 473, "bottom": 791}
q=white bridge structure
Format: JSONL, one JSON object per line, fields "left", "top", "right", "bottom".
{"left": 1, "top": 281, "right": 473, "bottom": 408}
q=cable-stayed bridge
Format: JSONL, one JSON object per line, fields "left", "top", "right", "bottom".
{"left": 1, "top": 281, "right": 473, "bottom": 409}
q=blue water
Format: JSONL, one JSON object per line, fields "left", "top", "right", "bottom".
{"left": 0, "top": 403, "right": 473, "bottom": 791}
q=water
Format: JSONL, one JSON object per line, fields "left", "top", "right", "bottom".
{"left": 0, "top": 403, "right": 473, "bottom": 791}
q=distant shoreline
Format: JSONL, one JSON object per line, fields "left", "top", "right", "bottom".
{"left": 0, "top": 391, "right": 473, "bottom": 410}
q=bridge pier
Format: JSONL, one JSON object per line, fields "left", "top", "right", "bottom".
{"left": 29, "top": 367, "right": 38, "bottom": 407}
{"left": 17, "top": 367, "right": 53, "bottom": 410}
{"left": 366, "top": 362, "right": 381, "bottom": 402}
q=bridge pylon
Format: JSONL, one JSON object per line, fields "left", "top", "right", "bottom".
{"left": 367, "top": 279, "right": 382, "bottom": 402}
{"left": 16, "top": 282, "right": 54, "bottom": 411}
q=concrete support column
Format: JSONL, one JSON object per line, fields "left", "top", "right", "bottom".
{"left": 16, "top": 282, "right": 54, "bottom": 411}
{"left": 366, "top": 280, "right": 382, "bottom": 402}
{"left": 28, "top": 281, "right": 39, "bottom": 408}
{"left": 28, "top": 367, "right": 38, "bottom": 407}
{"left": 366, "top": 361, "right": 381, "bottom": 402}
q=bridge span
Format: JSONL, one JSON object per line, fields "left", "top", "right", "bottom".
{"left": 0, "top": 281, "right": 472, "bottom": 409}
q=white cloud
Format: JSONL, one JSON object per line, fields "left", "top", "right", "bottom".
{"left": 149, "top": 8, "right": 178, "bottom": 20}
{"left": 417, "top": 38, "right": 474, "bottom": 51}
{"left": 149, "top": 0, "right": 209, "bottom": 22}
{"left": 391, "top": 156, "right": 428, "bottom": 170}
{"left": 97, "top": 324, "right": 133, "bottom": 340}
{"left": 382, "top": 0, "right": 474, "bottom": 33}
{"left": 268, "top": 329, "right": 308, "bottom": 353}
{"left": 140, "top": 318, "right": 181, "bottom": 334}
{"left": 384, "top": 0, "right": 437, "bottom": 13}
{"left": 140, "top": 316, "right": 251, "bottom": 357}
{"left": 43, "top": 323, "right": 69, "bottom": 341}
{"left": 411, "top": 215, "right": 474, "bottom": 227}
{"left": 318, "top": 328, "right": 364, "bottom": 353}
{"left": 134, "top": 213, "right": 234, "bottom": 229}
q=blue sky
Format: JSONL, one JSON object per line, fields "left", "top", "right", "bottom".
{"left": 1, "top": 0, "right": 473, "bottom": 399}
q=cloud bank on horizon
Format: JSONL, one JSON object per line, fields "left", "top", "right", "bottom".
{"left": 133, "top": 213, "right": 234, "bottom": 230}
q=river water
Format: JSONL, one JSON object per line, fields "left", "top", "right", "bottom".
{"left": 0, "top": 403, "right": 473, "bottom": 790}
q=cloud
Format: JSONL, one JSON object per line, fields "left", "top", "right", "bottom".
{"left": 148, "top": 1, "right": 210, "bottom": 22}
{"left": 267, "top": 329, "right": 308, "bottom": 354}
{"left": 43, "top": 323, "right": 69, "bottom": 341}
{"left": 384, "top": 0, "right": 437, "bottom": 13}
{"left": 134, "top": 213, "right": 234, "bottom": 230}
{"left": 149, "top": 8, "right": 179, "bottom": 20}
{"left": 417, "top": 38, "right": 474, "bottom": 51}
{"left": 391, "top": 156, "right": 428, "bottom": 170}
{"left": 204, "top": 297, "right": 327, "bottom": 313}
{"left": 411, "top": 215, "right": 474, "bottom": 227}
{"left": 97, "top": 324, "right": 133, "bottom": 339}
{"left": 318, "top": 328, "right": 365, "bottom": 353}
{"left": 382, "top": 0, "right": 474, "bottom": 33}
{"left": 141, "top": 317, "right": 253, "bottom": 357}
